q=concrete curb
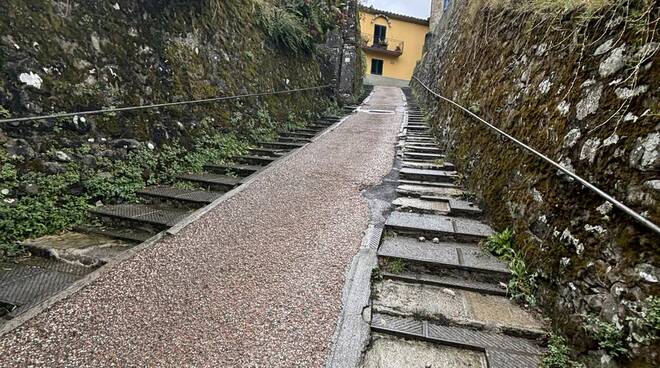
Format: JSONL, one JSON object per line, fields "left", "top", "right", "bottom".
{"left": 0, "top": 113, "right": 353, "bottom": 338}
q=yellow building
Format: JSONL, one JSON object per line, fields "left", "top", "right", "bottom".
{"left": 359, "top": 6, "right": 430, "bottom": 87}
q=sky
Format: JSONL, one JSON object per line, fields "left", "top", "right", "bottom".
{"left": 359, "top": 0, "right": 431, "bottom": 19}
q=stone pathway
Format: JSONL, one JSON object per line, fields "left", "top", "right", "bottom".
{"left": 0, "top": 87, "right": 402, "bottom": 367}
{"left": 356, "top": 94, "right": 547, "bottom": 368}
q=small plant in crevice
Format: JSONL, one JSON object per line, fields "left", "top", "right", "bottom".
{"left": 581, "top": 296, "right": 660, "bottom": 361}
{"left": 0, "top": 302, "right": 16, "bottom": 318}
{"left": 0, "top": 105, "right": 10, "bottom": 119}
{"left": 323, "top": 100, "right": 342, "bottom": 117}
{"left": 0, "top": 242, "right": 28, "bottom": 260}
{"left": 371, "top": 267, "right": 383, "bottom": 283}
{"left": 384, "top": 258, "right": 407, "bottom": 274}
{"left": 541, "top": 334, "right": 586, "bottom": 368}
{"left": 484, "top": 228, "right": 514, "bottom": 258}
{"left": 370, "top": 267, "right": 383, "bottom": 300}
{"left": 584, "top": 315, "right": 628, "bottom": 358}
{"left": 626, "top": 296, "right": 660, "bottom": 349}
{"left": 484, "top": 228, "right": 538, "bottom": 306}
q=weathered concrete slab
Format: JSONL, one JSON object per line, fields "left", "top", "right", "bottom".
{"left": 399, "top": 167, "right": 456, "bottom": 182}
{"left": 385, "top": 212, "right": 494, "bottom": 240}
{"left": 404, "top": 145, "right": 442, "bottom": 154}
{"left": 460, "top": 247, "right": 509, "bottom": 273}
{"left": 398, "top": 179, "right": 458, "bottom": 188}
{"left": 371, "top": 313, "right": 544, "bottom": 366}
{"left": 447, "top": 198, "right": 483, "bottom": 217}
{"left": 378, "top": 236, "right": 507, "bottom": 273}
{"left": 392, "top": 197, "right": 450, "bottom": 214}
{"left": 382, "top": 271, "right": 507, "bottom": 296}
{"left": 402, "top": 160, "right": 455, "bottom": 171}
{"left": 361, "top": 333, "right": 487, "bottom": 368}
{"left": 397, "top": 184, "right": 465, "bottom": 197}
{"left": 452, "top": 217, "right": 494, "bottom": 238}
{"left": 379, "top": 237, "right": 460, "bottom": 266}
{"left": 465, "top": 292, "right": 545, "bottom": 331}
{"left": 402, "top": 141, "right": 437, "bottom": 146}
{"left": 373, "top": 279, "right": 469, "bottom": 319}
{"left": 385, "top": 211, "right": 454, "bottom": 235}
{"left": 373, "top": 280, "right": 544, "bottom": 334}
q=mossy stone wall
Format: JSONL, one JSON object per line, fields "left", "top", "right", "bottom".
{"left": 0, "top": 0, "right": 335, "bottom": 165}
{"left": 416, "top": 0, "right": 658, "bottom": 365}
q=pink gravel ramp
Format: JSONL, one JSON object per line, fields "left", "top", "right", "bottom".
{"left": 0, "top": 86, "right": 403, "bottom": 367}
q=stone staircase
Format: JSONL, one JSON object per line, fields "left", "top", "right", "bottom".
{"left": 360, "top": 101, "right": 547, "bottom": 368}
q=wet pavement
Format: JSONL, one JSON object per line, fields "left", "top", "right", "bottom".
{"left": 0, "top": 86, "right": 403, "bottom": 367}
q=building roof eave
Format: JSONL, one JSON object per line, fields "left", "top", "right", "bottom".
{"left": 359, "top": 5, "right": 430, "bottom": 26}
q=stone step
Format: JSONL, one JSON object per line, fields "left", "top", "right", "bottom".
{"left": 75, "top": 225, "right": 153, "bottom": 243}
{"left": 306, "top": 124, "right": 331, "bottom": 130}
{"left": 372, "top": 279, "right": 545, "bottom": 338}
{"left": 397, "top": 184, "right": 466, "bottom": 198}
{"left": 397, "top": 179, "right": 458, "bottom": 188}
{"left": 362, "top": 333, "right": 489, "bottom": 368}
{"left": 293, "top": 128, "right": 320, "bottom": 134}
{"left": 405, "top": 132, "right": 432, "bottom": 137}
{"left": 90, "top": 204, "right": 191, "bottom": 229}
{"left": 401, "top": 161, "right": 455, "bottom": 171}
{"left": 404, "top": 145, "right": 443, "bottom": 154}
{"left": 381, "top": 271, "right": 506, "bottom": 296}
{"left": 232, "top": 154, "right": 277, "bottom": 166}
{"left": 378, "top": 235, "right": 508, "bottom": 278}
{"left": 280, "top": 131, "right": 317, "bottom": 139}
{"left": 137, "top": 186, "right": 224, "bottom": 205}
{"left": 399, "top": 167, "right": 457, "bottom": 183}
{"left": 394, "top": 196, "right": 482, "bottom": 218}
{"left": 178, "top": 173, "right": 242, "bottom": 191}
{"left": 248, "top": 147, "right": 288, "bottom": 157}
{"left": 203, "top": 163, "right": 261, "bottom": 176}
{"left": 402, "top": 152, "right": 446, "bottom": 162}
{"left": 257, "top": 141, "right": 306, "bottom": 149}
{"left": 406, "top": 123, "right": 428, "bottom": 128}
{"left": 21, "top": 232, "right": 134, "bottom": 266}
{"left": 370, "top": 313, "right": 543, "bottom": 368}
{"left": 385, "top": 212, "right": 493, "bottom": 241}
{"left": 405, "top": 137, "right": 435, "bottom": 143}
{"left": 393, "top": 197, "right": 450, "bottom": 214}
{"left": 276, "top": 136, "right": 312, "bottom": 143}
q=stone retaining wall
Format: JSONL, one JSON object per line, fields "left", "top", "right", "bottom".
{"left": 414, "top": 0, "right": 659, "bottom": 365}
